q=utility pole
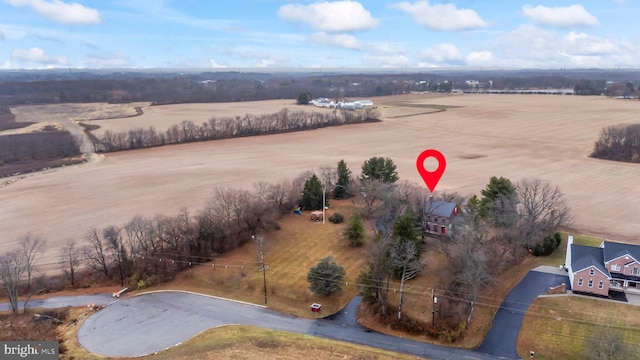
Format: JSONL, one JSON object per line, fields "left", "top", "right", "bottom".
{"left": 253, "top": 235, "right": 267, "bottom": 305}
{"left": 432, "top": 289, "right": 437, "bottom": 330}
{"left": 322, "top": 182, "right": 326, "bottom": 224}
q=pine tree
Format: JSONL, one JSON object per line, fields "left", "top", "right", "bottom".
{"left": 333, "top": 159, "right": 352, "bottom": 199}
{"left": 300, "top": 174, "right": 325, "bottom": 210}
{"left": 360, "top": 156, "right": 399, "bottom": 183}
{"left": 307, "top": 256, "right": 345, "bottom": 296}
{"left": 345, "top": 212, "right": 365, "bottom": 247}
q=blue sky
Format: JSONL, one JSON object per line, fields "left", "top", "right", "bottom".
{"left": 0, "top": 0, "right": 638, "bottom": 69}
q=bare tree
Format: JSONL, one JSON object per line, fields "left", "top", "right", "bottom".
{"left": 59, "top": 240, "right": 81, "bottom": 287}
{"left": 516, "top": 177, "right": 572, "bottom": 248}
{"left": 104, "top": 226, "right": 128, "bottom": 286}
{"left": 390, "top": 240, "right": 423, "bottom": 320}
{"left": 584, "top": 327, "right": 636, "bottom": 360}
{"left": 358, "top": 179, "right": 395, "bottom": 220}
{"left": 358, "top": 237, "right": 392, "bottom": 318}
{"left": 19, "top": 233, "right": 46, "bottom": 291}
{"left": 84, "top": 227, "right": 109, "bottom": 278}
{"left": 457, "top": 248, "right": 493, "bottom": 325}
{"left": 0, "top": 250, "right": 26, "bottom": 315}
{"left": 125, "top": 215, "right": 151, "bottom": 267}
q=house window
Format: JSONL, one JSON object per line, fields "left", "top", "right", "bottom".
{"left": 588, "top": 279, "right": 593, "bottom": 288}
{"left": 598, "top": 280, "right": 604, "bottom": 289}
{"left": 589, "top": 268, "right": 595, "bottom": 276}
{"left": 578, "top": 277, "right": 583, "bottom": 286}
{"left": 633, "top": 267, "right": 639, "bottom": 276}
{"left": 433, "top": 216, "right": 438, "bottom": 223}
{"left": 612, "top": 264, "right": 621, "bottom": 271}
{"left": 441, "top": 218, "right": 446, "bottom": 224}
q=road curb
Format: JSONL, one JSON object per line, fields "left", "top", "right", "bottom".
{"left": 135, "top": 289, "right": 267, "bottom": 308}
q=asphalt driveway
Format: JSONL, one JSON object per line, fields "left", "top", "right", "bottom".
{"left": 77, "top": 291, "right": 499, "bottom": 359}
{"left": 476, "top": 269, "right": 570, "bottom": 359}
{"left": 78, "top": 291, "right": 314, "bottom": 357}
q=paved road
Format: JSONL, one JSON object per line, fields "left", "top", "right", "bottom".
{"left": 476, "top": 269, "right": 570, "bottom": 359}
{"left": 0, "top": 294, "right": 114, "bottom": 312}
{"left": 77, "top": 290, "right": 498, "bottom": 359}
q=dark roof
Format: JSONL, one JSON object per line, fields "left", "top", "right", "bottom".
{"left": 603, "top": 241, "right": 640, "bottom": 263}
{"left": 425, "top": 200, "right": 457, "bottom": 218}
{"left": 571, "top": 244, "right": 609, "bottom": 276}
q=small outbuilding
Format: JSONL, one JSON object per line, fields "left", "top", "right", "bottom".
{"left": 310, "top": 211, "right": 323, "bottom": 222}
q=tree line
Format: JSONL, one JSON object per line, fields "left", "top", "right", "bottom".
{"left": 0, "top": 131, "right": 81, "bottom": 164}
{"left": 95, "top": 107, "right": 379, "bottom": 153}
{"left": 591, "top": 123, "right": 640, "bottom": 163}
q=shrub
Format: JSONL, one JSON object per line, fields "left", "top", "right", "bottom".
{"left": 533, "top": 232, "right": 563, "bottom": 256}
{"left": 329, "top": 213, "right": 344, "bottom": 223}
{"left": 307, "top": 256, "right": 345, "bottom": 296}
{"left": 345, "top": 213, "right": 365, "bottom": 247}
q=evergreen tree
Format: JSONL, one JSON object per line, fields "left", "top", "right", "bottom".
{"left": 333, "top": 159, "right": 352, "bottom": 199}
{"left": 300, "top": 174, "right": 325, "bottom": 210}
{"left": 390, "top": 213, "right": 422, "bottom": 278}
{"left": 307, "top": 256, "right": 345, "bottom": 296}
{"left": 345, "top": 212, "right": 365, "bottom": 247}
{"left": 297, "top": 92, "right": 312, "bottom": 105}
{"left": 479, "top": 176, "right": 517, "bottom": 226}
{"left": 360, "top": 156, "right": 399, "bottom": 183}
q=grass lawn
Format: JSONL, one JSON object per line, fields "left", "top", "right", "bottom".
{"left": 152, "top": 199, "right": 369, "bottom": 318}
{"left": 140, "top": 325, "right": 422, "bottom": 360}
{"left": 567, "top": 232, "right": 604, "bottom": 247}
{"left": 517, "top": 296, "right": 640, "bottom": 359}
{"left": 57, "top": 216, "right": 614, "bottom": 358}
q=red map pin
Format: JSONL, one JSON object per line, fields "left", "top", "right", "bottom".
{"left": 416, "top": 149, "right": 446, "bottom": 192}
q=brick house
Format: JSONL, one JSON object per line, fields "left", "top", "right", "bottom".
{"left": 422, "top": 199, "right": 459, "bottom": 237}
{"left": 565, "top": 236, "right": 640, "bottom": 296}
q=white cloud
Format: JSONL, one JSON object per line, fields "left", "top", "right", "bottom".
{"left": 363, "top": 53, "right": 411, "bottom": 68}
{"left": 564, "top": 32, "right": 619, "bottom": 55}
{"left": 11, "top": 47, "right": 69, "bottom": 65}
{"left": 255, "top": 57, "right": 276, "bottom": 68}
{"left": 309, "top": 32, "right": 362, "bottom": 49}
{"left": 465, "top": 51, "right": 493, "bottom": 65}
{"left": 0, "top": 30, "right": 4, "bottom": 40}
{"left": 369, "top": 43, "right": 405, "bottom": 54}
{"left": 278, "top": 1, "right": 379, "bottom": 32}
{"left": 85, "top": 52, "right": 130, "bottom": 68}
{"left": 2, "top": 60, "right": 11, "bottom": 69}
{"left": 4, "top": 0, "right": 101, "bottom": 25}
{"left": 419, "top": 43, "right": 463, "bottom": 62}
{"left": 488, "top": 24, "right": 636, "bottom": 68}
{"left": 522, "top": 4, "right": 599, "bottom": 27}
{"left": 209, "top": 59, "right": 227, "bottom": 68}
{"left": 392, "top": 1, "right": 488, "bottom": 31}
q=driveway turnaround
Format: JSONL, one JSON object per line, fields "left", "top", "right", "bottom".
{"left": 78, "top": 290, "right": 499, "bottom": 359}
{"left": 78, "top": 291, "right": 314, "bottom": 357}
{"left": 476, "top": 268, "right": 570, "bottom": 359}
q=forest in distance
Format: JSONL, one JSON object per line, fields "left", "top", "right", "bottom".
{"left": 1, "top": 68, "right": 639, "bottom": 106}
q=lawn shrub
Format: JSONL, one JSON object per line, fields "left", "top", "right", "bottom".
{"left": 329, "top": 213, "right": 344, "bottom": 223}
{"left": 533, "top": 232, "right": 562, "bottom": 256}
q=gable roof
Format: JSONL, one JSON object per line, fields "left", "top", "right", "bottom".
{"left": 424, "top": 200, "right": 457, "bottom": 218}
{"left": 603, "top": 241, "right": 640, "bottom": 264}
{"left": 571, "top": 244, "right": 609, "bottom": 277}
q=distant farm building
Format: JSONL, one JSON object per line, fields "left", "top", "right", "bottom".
{"left": 308, "top": 98, "right": 374, "bottom": 110}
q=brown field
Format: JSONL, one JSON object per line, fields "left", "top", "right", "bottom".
{"left": 1, "top": 94, "right": 639, "bottom": 275}
{"left": 83, "top": 99, "right": 336, "bottom": 137}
